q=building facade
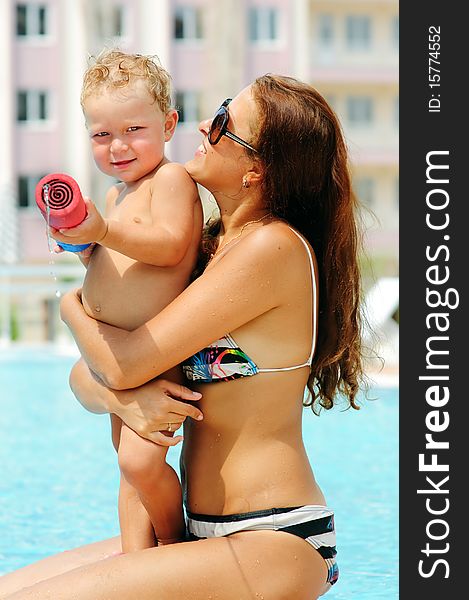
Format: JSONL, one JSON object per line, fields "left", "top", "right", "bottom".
{"left": 0, "top": 0, "right": 398, "bottom": 340}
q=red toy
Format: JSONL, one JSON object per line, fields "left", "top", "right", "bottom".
{"left": 35, "top": 173, "right": 91, "bottom": 252}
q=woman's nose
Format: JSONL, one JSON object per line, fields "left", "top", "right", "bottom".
{"left": 198, "top": 118, "right": 211, "bottom": 136}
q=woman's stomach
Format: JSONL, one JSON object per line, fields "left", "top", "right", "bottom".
{"left": 181, "top": 377, "right": 325, "bottom": 515}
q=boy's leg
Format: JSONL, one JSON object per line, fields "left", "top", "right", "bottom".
{"left": 118, "top": 477, "right": 157, "bottom": 552}
{"left": 110, "top": 415, "right": 156, "bottom": 552}
{"left": 118, "top": 424, "right": 186, "bottom": 545}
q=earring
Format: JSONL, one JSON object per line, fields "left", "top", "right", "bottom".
{"left": 242, "top": 178, "right": 250, "bottom": 188}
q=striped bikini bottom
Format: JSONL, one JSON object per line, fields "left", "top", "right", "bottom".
{"left": 186, "top": 504, "right": 339, "bottom": 595}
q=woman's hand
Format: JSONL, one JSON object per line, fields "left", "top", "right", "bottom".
{"left": 115, "top": 378, "right": 203, "bottom": 446}
{"left": 69, "top": 359, "right": 204, "bottom": 447}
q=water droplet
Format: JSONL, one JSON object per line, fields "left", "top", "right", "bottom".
{"left": 95, "top": 305, "right": 101, "bottom": 313}
{"left": 44, "top": 188, "right": 62, "bottom": 298}
{"left": 43, "top": 185, "right": 55, "bottom": 253}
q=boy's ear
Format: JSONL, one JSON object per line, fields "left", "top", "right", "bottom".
{"left": 164, "top": 109, "right": 179, "bottom": 141}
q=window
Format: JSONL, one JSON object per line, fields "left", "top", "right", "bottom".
{"left": 17, "top": 90, "right": 49, "bottom": 122}
{"left": 16, "top": 4, "right": 48, "bottom": 37}
{"left": 318, "top": 14, "right": 334, "bottom": 46}
{"left": 96, "top": 4, "right": 126, "bottom": 38}
{"left": 174, "top": 6, "right": 203, "bottom": 40}
{"left": 110, "top": 4, "right": 124, "bottom": 37}
{"left": 355, "top": 177, "right": 375, "bottom": 207}
{"left": 175, "top": 91, "right": 200, "bottom": 124}
{"left": 345, "top": 15, "right": 371, "bottom": 50}
{"left": 17, "top": 174, "right": 45, "bottom": 208}
{"left": 249, "top": 7, "right": 279, "bottom": 42}
{"left": 346, "top": 96, "right": 373, "bottom": 125}
{"left": 394, "top": 96, "right": 399, "bottom": 126}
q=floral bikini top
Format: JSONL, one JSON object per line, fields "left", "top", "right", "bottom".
{"left": 181, "top": 228, "right": 317, "bottom": 384}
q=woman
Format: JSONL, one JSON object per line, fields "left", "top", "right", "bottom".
{"left": 1, "top": 75, "right": 364, "bottom": 599}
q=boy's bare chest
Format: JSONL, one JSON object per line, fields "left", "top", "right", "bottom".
{"left": 109, "top": 184, "right": 153, "bottom": 224}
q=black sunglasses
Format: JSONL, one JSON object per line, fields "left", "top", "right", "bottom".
{"left": 208, "top": 99, "right": 258, "bottom": 153}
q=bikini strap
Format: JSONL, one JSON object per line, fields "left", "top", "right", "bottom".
{"left": 287, "top": 227, "right": 317, "bottom": 366}
{"left": 258, "top": 227, "right": 317, "bottom": 373}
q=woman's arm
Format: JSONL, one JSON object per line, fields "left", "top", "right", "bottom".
{"left": 61, "top": 224, "right": 299, "bottom": 389}
{"left": 69, "top": 359, "right": 203, "bottom": 444}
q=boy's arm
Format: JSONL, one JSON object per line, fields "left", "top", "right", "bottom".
{"left": 51, "top": 164, "right": 200, "bottom": 266}
{"left": 73, "top": 185, "right": 118, "bottom": 266}
{"left": 50, "top": 184, "right": 120, "bottom": 263}
{"left": 102, "top": 163, "right": 200, "bottom": 266}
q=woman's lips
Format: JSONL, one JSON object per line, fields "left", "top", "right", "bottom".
{"left": 195, "top": 144, "right": 207, "bottom": 157}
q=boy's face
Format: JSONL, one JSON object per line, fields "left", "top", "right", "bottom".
{"left": 83, "top": 81, "right": 177, "bottom": 184}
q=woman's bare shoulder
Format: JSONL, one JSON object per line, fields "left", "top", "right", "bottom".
{"left": 238, "top": 220, "right": 313, "bottom": 264}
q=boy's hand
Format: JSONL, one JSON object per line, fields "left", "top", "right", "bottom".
{"left": 49, "top": 198, "right": 108, "bottom": 246}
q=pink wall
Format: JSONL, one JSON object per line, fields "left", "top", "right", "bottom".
{"left": 171, "top": 128, "right": 201, "bottom": 165}
{"left": 16, "top": 130, "right": 59, "bottom": 173}
{"left": 245, "top": 48, "right": 292, "bottom": 81}
{"left": 171, "top": 45, "right": 206, "bottom": 89}
{"left": 14, "top": 9, "right": 62, "bottom": 177}
{"left": 19, "top": 212, "right": 53, "bottom": 262}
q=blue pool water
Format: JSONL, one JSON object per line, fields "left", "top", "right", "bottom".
{"left": 0, "top": 351, "right": 398, "bottom": 598}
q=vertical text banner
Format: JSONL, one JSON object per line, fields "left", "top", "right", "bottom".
{"left": 400, "top": 2, "right": 465, "bottom": 598}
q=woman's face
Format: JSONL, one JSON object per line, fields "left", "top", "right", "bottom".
{"left": 185, "top": 85, "right": 258, "bottom": 195}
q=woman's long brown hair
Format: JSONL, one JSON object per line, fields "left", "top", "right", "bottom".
{"left": 199, "top": 74, "right": 366, "bottom": 412}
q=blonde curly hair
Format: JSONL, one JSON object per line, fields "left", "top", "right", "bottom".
{"left": 81, "top": 49, "right": 172, "bottom": 114}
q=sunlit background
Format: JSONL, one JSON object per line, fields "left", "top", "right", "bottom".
{"left": 0, "top": 0, "right": 398, "bottom": 372}
{"left": 0, "top": 2, "right": 399, "bottom": 595}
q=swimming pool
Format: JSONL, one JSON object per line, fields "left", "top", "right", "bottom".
{"left": 0, "top": 350, "right": 398, "bottom": 598}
